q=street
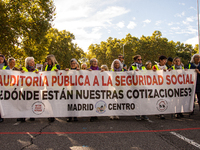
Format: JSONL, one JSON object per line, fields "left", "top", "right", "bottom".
{"left": 0, "top": 103, "right": 200, "bottom": 150}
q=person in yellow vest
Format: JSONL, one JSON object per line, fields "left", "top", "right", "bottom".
{"left": 0, "top": 54, "right": 10, "bottom": 123}
{"left": 65, "top": 58, "right": 79, "bottom": 122}
{"left": 129, "top": 55, "right": 146, "bottom": 71}
{"left": 110, "top": 59, "right": 126, "bottom": 120}
{"left": 170, "top": 57, "right": 184, "bottom": 70}
{"left": 45, "top": 54, "right": 60, "bottom": 71}
{"left": 45, "top": 55, "right": 60, "bottom": 122}
{"left": 145, "top": 61, "right": 152, "bottom": 70}
{"left": 169, "top": 57, "right": 185, "bottom": 118}
{"left": 152, "top": 55, "right": 167, "bottom": 119}
{"left": 152, "top": 55, "right": 167, "bottom": 71}
{"left": 0, "top": 54, "right": 10, "bottom": 70}
{"left": 129, "top": 55, "right": 149, "bottom": 121}
{"left": 17, "top": 57, "right": 39, "bottom": 122}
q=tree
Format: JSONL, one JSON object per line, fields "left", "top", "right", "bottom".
{"left": 45, "top": 28, "right": 85, "bottom": 69}
{"left": 0, "top": 0, "right": 55, "bottom": 64}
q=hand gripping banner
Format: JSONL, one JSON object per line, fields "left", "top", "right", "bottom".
{"left": 0, "top": 70, "right": 197, "bottom": 118}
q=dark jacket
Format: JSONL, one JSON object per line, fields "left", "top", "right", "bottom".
{"left": 187, "top": 63, "right": 200, "bottom": 93}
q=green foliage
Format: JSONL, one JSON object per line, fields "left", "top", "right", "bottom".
{"left": 87, "top": 30, "right": 198, "bottom": 69}
{"left": 45, "top": 28, "right": 85, "bottom": 69}
{"left": 0, "top": 0, "right": 55, "bottom": 65}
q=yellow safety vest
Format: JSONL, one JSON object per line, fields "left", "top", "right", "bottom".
{"left": 153, "top": 65, "right": 159, "bottom": 70}
{"left": 188, "top": 64, "right": 191, "bottom": 69}
{"left": 153, "top": 65, "right": 167, "bottom": 70}
{"left": 132, "top": 66, "right": 145, "bottom": 70}
{"left": 22, "top": 67, "right": 38, "bottom": 72}
{"left": 2, "top": 66, "right": 7, "bottom": 70}
{"left": 172, "top": 66, "right": 184, "bottom": 70}
{"left": 45, "top": 64, "right": 58, "bottom": 71}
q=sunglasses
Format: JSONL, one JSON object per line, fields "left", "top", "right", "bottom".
{"left": 138, "top": 59, "right": 142, "bottom": 61}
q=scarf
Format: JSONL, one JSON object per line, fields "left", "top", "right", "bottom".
{"left": 193, "top": 63, "right": 199, "bottom": 67}
{"left": 114, "top": 67, "right": 122, "bottom": 72}
{"left": 175, "top": 65, "right": 182, "bottom": 69}
{"left": 157, "top": 63, "right": 167, "bottom": 70}
{"left": 137, "top": 63, "right": 143, "bottom": 70}
{"left": 90, "top": 66, "right": 99, "bottom": 70}
{"left": 0, "top": 63, "right": 5, "bottom": 69}
{"left": 27, "top": 65, "right": 35, "bottom": 72}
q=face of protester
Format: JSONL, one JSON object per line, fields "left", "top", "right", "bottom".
{"left": 167, "top": 61, "right": 172, "bottom": 66}
{"left": 118, "top": 56, "right": 124, "bottom": 62}
{"left": 47, "top": 58, "right": 52, "bottom": 65}
{"left": 136, "top": 56, "right": 142, "bottom": 64}
{"left": 91, "top": 59, "right": 98, "bottom": 67}
{"left": 9, "top": 59, "right": 15, "bottom": 68}
{"left": 146, "top": 63, "right": 152, "bottom": 70}
{"left": 194, "top": 55, "right": 200, "bottom": 64}
{"left": 28, "top": 59, "right": 35, "bottom": 67}
{"left": 81, "top": 64, "right": 87, "bottom": 70}
{"left": 0, "top": 57, "right": 4, "bottom": 64}
{"left": 114, "top": 61, "right": 120, "bottom": 69}
{"left": 160, "top": 59, "right": 167, "bottom": 66}
{"left": 71, "top": 60, "right": 77, "bottom": 69}
{"left": 174, "top": 58, "right": 181, "bottom": 66}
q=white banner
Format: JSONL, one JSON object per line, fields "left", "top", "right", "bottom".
{"left": 0, "top": 70, "right": 197, "bottom": 118}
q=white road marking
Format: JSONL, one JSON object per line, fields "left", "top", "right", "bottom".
{"left": 148, "top": 119, "right": 153, "bottom": 123}
{"left": 13, "top": 122, "right": 21, "bottom": 126}
{"left": 170, "top": 132, "right": 200, "bottom": 149}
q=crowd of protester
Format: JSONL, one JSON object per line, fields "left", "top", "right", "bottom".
{"left": 0, "top": 53, "right": 200, "bottom": 123}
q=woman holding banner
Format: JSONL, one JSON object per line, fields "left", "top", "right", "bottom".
{"left": 110, "top": 59, "right": 126, "bottom": 120}
{"left": 65, "top": 58, "right": 80, "bottom": 122}
{"left": 45, "top": 54, "right": 60, "bottom": 122}
{"left": 17, "top": 57, "right": 39, "bottom": 122}
{"left": 0, "top": 54, "right": 10, "bottom": 123}
{"left": 129, "top": 55, "right": 149, "bottom": 121}
{"left": 152, "top": 55, "right": 167, "bottom": 120}
{"left": 187, "top": 54, "right": 200, "bottom": 112}
{"left": 88, "top": 58, "right": 101, "bottom": 122}
{"left": 169, "top": 57, "right": 184, "bottom": 118}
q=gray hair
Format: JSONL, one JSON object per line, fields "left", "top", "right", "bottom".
{"left": 81, "top": 63, "right": 87, "bottom": 68}
{"left": 190, "top": 54, "right": 200, "bottom": 63}
{"left": 111, "top": 59, "right": 123, "bottom": 70}
{"left": 8, "top": 57, "right": 15, "bottom": 63}
{"left": 70, "top": 58, "right": 78, "bottom": 64}
{"left": 90, "top": 58, "right": 98, "bottom": 64}
{"left": 25, "top": 57, "right": 34, "bottom": 68}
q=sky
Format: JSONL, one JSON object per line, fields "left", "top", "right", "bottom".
{"left": 53, "top": 0, "right": 199, "bottom": 52}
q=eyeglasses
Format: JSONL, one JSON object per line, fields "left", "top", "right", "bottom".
{"left": 71, "top": 63, "right": 76, "bottom": 65}
{"left": 138, "top": 59, "right": 142, "bottom": 61}
{"left": 118, "top": 57, "right": 123, "bottom": 59}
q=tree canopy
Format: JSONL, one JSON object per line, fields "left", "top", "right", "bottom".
{"left": 0, "top": 1, "right": 198, "bottom": 69}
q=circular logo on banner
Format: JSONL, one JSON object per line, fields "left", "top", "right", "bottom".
{"left": 32, "top": 101, "right": 45, "bottom": 115}
{"left": 95, "top": 100, "right": 107, "bottom": 114}
{"left": 156, "top": 99, "right": 168, "bottom": 112}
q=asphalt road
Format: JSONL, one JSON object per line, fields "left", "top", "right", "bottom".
{"left": 0, "top": 103, "right": 200, "bottom": 150}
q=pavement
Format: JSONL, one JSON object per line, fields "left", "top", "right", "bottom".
{"left": 0, "top": 103, "right": 200, "bottom": 150}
